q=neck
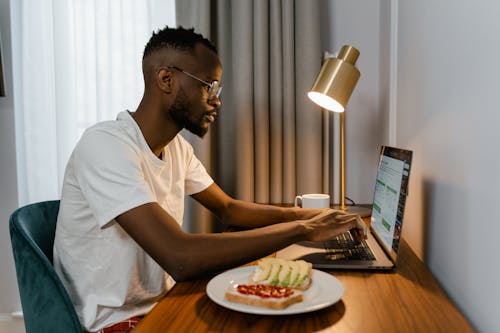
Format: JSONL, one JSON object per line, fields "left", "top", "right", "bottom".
{"left": 132, "top": 98, "right": 182, "bottom": 157}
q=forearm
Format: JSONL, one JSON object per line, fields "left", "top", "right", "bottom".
{"left": 173, "top": 206, "right": 360, "bottom": 280}
{"left": 191, "top": 183, "right": 323, "bottom": 228}
{"left": 220, "top": 199, "right": 322, "bottom": 228}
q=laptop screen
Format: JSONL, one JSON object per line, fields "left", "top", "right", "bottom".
{"left": 370, "top": 146, "right": 412, "bottom": 262}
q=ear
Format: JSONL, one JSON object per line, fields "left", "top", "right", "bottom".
{"left": 156, "top": 68, "right": 174, "bottom": 93}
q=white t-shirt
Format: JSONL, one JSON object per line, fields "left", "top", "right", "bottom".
{"left": 53, "top": 111, "right": 213, "bottom": 332}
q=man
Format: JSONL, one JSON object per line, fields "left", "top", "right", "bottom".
{"left": 53, "top": 26, "right": 364, "bottom": 333}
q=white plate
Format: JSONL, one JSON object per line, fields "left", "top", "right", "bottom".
{"left": 206, "top": 266, "right": 344, "bottom": 315}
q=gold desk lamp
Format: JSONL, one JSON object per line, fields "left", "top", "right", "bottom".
{"left": 308, "top": 45, "right": 371, "bottom": 217}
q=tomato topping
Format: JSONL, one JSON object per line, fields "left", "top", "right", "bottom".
{"left": 236, "top": 284, "right": 295, "bottom": 298}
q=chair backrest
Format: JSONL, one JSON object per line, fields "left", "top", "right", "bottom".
{"left": 9, "top": 200, "right": 83, "bottom": 333}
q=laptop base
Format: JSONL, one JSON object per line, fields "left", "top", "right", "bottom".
{"left": 276, "top": 232, "right": 395, "bottom": 270}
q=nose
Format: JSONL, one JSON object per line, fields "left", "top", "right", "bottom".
{"left": 208, "top": 95, "right": 221, "bottom": 109}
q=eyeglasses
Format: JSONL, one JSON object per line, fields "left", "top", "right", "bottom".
{"left": 167, "top": 66, "right": 222, "bottom": 99}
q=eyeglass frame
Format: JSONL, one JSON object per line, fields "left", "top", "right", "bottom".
{"left": 166, "top": 65, "right": 222, "bottom": 99}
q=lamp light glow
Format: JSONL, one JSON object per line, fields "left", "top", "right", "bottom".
{"left": 307, "top": 91, "right": 345, "bottom": 112}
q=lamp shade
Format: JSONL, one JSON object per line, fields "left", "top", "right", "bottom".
{"left": 308, "top": 45, "right": 360, "bottom": 112}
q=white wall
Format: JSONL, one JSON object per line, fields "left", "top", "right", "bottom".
{"left": 326, "top": 0, "right": 497, "bottom": 330}
{"left": 394, "top": 0, "right": 500, "bottom": 331}
{"left": 0, "top": 0, "right": 22, "bottom": 317}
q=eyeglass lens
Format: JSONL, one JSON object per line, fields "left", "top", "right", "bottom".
{"left": 209, "top": 82, "right": 222, "bottom": 98}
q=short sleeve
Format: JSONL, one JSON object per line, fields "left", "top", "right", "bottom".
{"left": 178, "top": 137, "right": 213, "bottom": 195}
{"left": 184, "top": 153, "right": 214, "bottom": 195}
{"left": 73, "top": 129, "right": 155, "bottom": 227}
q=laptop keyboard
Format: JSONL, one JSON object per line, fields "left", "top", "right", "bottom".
{"left": 324, "top": 232, "right": 376, "bottom": 261}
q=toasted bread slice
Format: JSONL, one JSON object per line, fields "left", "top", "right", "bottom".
{"left": 224, "top": 285, "right": 303, "bottom": 309}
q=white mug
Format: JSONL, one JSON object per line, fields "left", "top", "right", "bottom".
{"left": 294, "top": 193, "right": 330, "bottom": 208}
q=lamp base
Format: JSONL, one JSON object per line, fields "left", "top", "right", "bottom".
{"left": 332, "top": 204, "right": 372, "bottom": 218}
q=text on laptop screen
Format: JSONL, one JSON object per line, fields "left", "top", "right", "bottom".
{"left": 371, "top": 152, "right": 411, "bottom": 253}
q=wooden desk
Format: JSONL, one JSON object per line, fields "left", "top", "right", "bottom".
{"left": 132, "top": 239, "right": 474, "bottom": 333}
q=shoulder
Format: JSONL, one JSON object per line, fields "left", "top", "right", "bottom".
{"left": 79, "top": 112, "right": 140, "bottom": 145}
{"left": 74, "top": 119, "right": 141, "bottom": 164}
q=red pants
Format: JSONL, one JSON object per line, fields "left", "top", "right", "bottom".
{"left": 99, "top": 316, "right": 143, "bottom": 333}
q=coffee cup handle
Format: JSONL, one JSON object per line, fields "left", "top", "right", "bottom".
{"left": 294, "top": 195, "right": 302, "bottom": 207}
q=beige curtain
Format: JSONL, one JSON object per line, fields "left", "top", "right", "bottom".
{"left": 176, "top": 0, "right": 330, "bottom": 232}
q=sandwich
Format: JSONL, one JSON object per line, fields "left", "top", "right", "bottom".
{"left": 224, "top": 258, "right": 312, "bottom": 309}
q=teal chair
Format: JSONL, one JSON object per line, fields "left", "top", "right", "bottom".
{"left": 9, "top": 200, "right": 83, "bottom": 333}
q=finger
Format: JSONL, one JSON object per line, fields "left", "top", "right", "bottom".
{"left": 349, "top": 228, "right": 362, "bottom": 244}
{"left": 355, "top": 216, "right": 368, "bottom": 238}
{"left": 350, "top": 227, "right": 366, "bottom": 242}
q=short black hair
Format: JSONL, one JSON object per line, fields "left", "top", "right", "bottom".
{"left": 143, "top": 26, "right": 217, "bottom": 59}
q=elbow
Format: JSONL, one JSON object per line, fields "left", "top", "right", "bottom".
{"left": 168, "top": 262, "right": 195, "bottom": 282}
{"left": 218, "top": 199, "right": 241, "bottom": 226}
{"left": 168, "top": 266, "right": 207, "bottom": 282}
{"left": 162, "top": 253, "right": 201, "bottom": 282}
{"left": 170, "top": 264, "right": 219, "bottom": 282}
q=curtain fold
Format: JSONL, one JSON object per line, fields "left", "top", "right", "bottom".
{"left": 177, "top": 0, "right": 328, "bottom": 232}
{"left": 293, "top": 0, "right": 325, "bottom": 198}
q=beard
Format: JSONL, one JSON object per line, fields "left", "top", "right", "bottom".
{"left": 169, "top": 89, "right": 209, "bottom": 138}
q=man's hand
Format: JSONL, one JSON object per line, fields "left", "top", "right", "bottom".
{"left": 300, "top": 209, "right": 367, "bottom": 243}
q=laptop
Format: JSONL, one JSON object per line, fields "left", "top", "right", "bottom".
{"left": 277, "top": 146, "right": 412, "bottom": 269}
